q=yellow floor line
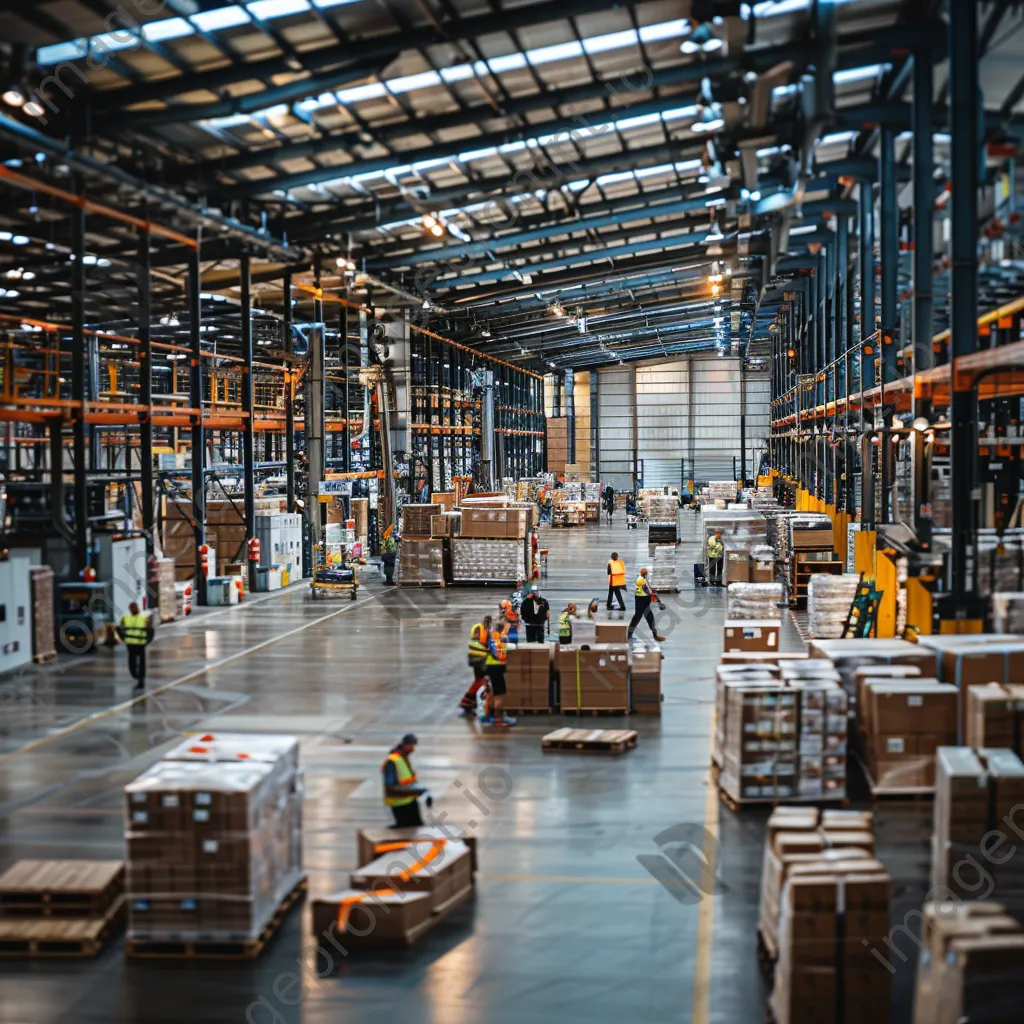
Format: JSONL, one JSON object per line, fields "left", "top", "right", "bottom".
{"left": 1, "top": 592, "right": 382, "bottom": 762}
{"left": 690, "top": 724, "right": 720, "bottom": 1024}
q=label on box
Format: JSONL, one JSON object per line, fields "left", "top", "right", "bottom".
{"left": 743, "top": 628, "right": 762, "bottom": 639}
{"left": 195, "top": 793, "right": 212, "bottom": 806}
{"left": 131, "top": 810, "right": 148, "bottom": 823}
{"left": 161, "top": 795, "right": 180, "bottom": 808}
{"left": 907, "top": 695, "right": 923, "bottom": 707}
{"left": 886, "top": 737, "right": 905, "bottom": 754}
{"left": 193, "top": 809, "right": 210, "bottom": 822}
{"left": 203, "top": 839, "right": 219, "bottom": 854}
{"left": 131, "top": 792, "right": 147, "bottom": 803}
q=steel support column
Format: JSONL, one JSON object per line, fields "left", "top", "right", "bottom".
{"left": 239, "top": 251, "right": 256, "bottom": 591}
{"left": 306, "top": 264, "right": 326, "bottom": 559}
{"left": 137, "top": 226, "right": 154, "bottom": 559}
{"left": 859, "top": 180, "right": 876, "bottom": 391}
{"left": 70, "top": 191, "right": 88, "bottom": 571}
{"left": 879, "top": 126, "right": 898, "bottom": 523}
{"left": 283, "top": 274, "right": 296, "bottom": 514}
{"left": 188, "top": 244, "right": 207, "bottom": 606}
{"left": 564, "top": 369, "right": 575, "bottom": 467}
{"left": 948, "top": 0, "right": 979, "bottom": 595}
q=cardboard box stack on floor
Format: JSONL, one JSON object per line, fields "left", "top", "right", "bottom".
{"left": 966, "top": 683, "right": 1024, "bottom": 754}
{"left": 556, "top": 644, "right": 630, "bottom": 712}
{"left": 807, "top": 573, "right": 861, "bottom": 639}
{"left": 398, "top": 539, "right": 445, "bottom": 585}
{"left": 504, "top": 643, "right": 554, "bottom": 711}
{"left": 808, "top": 638, "right": 938, "bottom": 708}
{"left": 723, "top": 619, "right": 780, "bottom": 653}
{"left": 630, "top": 645, "right": 663, "bottom": 714}
{"left": 726, "top": 582, "right": 783, "bottom": 620}
{"left": 124, "top": 734, "right": 304, "bottom": 941}
{"left": 451, "top": 538, "right": 528, "bottom": 582}
{"left": 546, "top": 417, "right": 568, "bottom": 472}
{"left": 857, "top": 679, "right": 958, "bottom": 791}
{"left": 933, "top": 747, "right": 1024, "bottom": 912}
{"left": 29, "top": 565, "right": 56, "bottom": 661}
{"left": 648, "top": 545, "right": 680, "bottom": 592}
{"left": 312, "top": 828, "right": 476, "bottom": 949}
{"left": 912, "top": 902, "right": 1024, "bottom": 1024}
{"left": 401, "top": 503, "right": 443, "bottom": 538}
{"left": 764, "top": 807, "right": 890, "bottom": 1024}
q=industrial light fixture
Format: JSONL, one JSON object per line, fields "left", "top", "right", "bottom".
{"left": 550, "top": 302, "right": 564, "bottom": 317}
{"left": 480, "top": 327, "right": 491, "bottom": 338}
{"left": 336, "top": 256, "right": 356, "bottom": 271}
{"left": 22, "top": 101, "right": 46, "bottom": 118}
{"left": 422, "top": 298, "right": 432, "bottom": 309}
{"left": 2, "top": 87, "right": 24, "bottom": 107}
{"left": 912, "top": 416, "right": 930, "bottom": 432}
{"left": 430, "top": 223, "right": 444, "bottom": 237}
{"left": 0, "top": 287, "right": 19, "bottom": 298}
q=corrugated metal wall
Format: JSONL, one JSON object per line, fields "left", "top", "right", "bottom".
{"left": 574, "top": 371, "right": 591, "bottom": 474}
{"left": 596, "top": 366, "right": 635, "bottom": 489}
{"left": 743, "top": 372, "right": 771, "bottom": 480}
{"left": 636, "top": 360, "right": 688, "bottom": 488}
{"left": 690, "top": 358, "right": 742, "bottom": 482}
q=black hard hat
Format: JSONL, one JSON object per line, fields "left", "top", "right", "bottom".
{"left": 402, "top": 733, "right": 418, "bottom": 746}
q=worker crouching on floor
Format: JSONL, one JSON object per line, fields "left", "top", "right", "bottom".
{"left": 460, "top": 614, "right": 493, "bottom": 714}
{"left": 483, "top": 626, "right": 516, "bottom": 727}
{"left": 558, "top": 602, "right": 578, "bottom": 642}
{"left": 382, "top": 733, "right": 428, "bottom": 827}
{"left": 707, "top": 528, "right": 725, "bottom": 587}
{"left": 118, "top": 601, "right": 154, "bottom": 691}
{"left": 628, "top": 568, "right": 667, "bottom": 642}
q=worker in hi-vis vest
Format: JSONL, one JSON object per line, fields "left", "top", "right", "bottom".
{"left": 628, "top": 569, "right": 667, "bottom": 643}
{"left": 606, "top": 551, "right": 627, "bottom": 611}
{"left": 381, "top": 733, "right": 427, "bottom": 827}
{"left": 117, "top": 601, "right": 153, "bottom": 691}
{"left": 707, "top": 528, "right": 725, "bottom": 587}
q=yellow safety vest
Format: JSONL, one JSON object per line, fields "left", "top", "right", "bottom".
{"left": 121, "top": 612, "right": 150, "bottom": 646}
{"left": 558, "top": 611, "right": 573, "bottom": 641}
{"left": 608, "top": 559, "right": 626, "bottom": 587}
{"left": 485, "top": 634, "right": 507, "bottom": 667}
{"left": 635, "top": 577, "right": 651, "bottom": 598}
{"left": 707, "top": 536, "right": 724, "bottom": 559}
{"left": 382, "top": 751, "right": 417, "bottom": 807}
{"left": 468, "top": 623, "right": 490, "bottom": 658}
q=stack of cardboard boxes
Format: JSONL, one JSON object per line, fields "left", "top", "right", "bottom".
{"left": 933, "top": 746, "right": 1024, "bottom": 912}
{"left": 630, "top": 646, "right": 663, "bottom": 714}
{"left": 124, "top": 734, "right": 303, "bottom": 942}
{"left": 402, "top": 504, "right": 443, "bottom": 538}
{"left": 966, "top": 683, "right": 1024, "bottom": 754}
{"left": 504, "top": 643, "right": 554, "bottom": 712}
{"left": 546, "top": 417, "right": 568, "bottom": 472}
{"left": 762, "top": 807, "right": 892, "bottom": 1024}
{"left": 857, "top": 679, "right": 958, "bottom": 791}
{"left": 557, "top": 644, "right": 630, "bottom": 712}
{"left": 398, "top": 540, "right": 445, "bottom": 585}
{"left": 28, "top": 565, "right": 55, "bottom": 662}
{"left": 912, "top": 902, "right": 1024, "bottom": 1024}
{"left": 451, "top": 538, "right": 527, "bottom": 583}
{"left": 459, "top": 507, "right": 530, "bottom": 539}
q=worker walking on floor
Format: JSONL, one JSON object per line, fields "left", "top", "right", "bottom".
{"left": 707, "top": 528, "right": 725, "bottom": 587}
{"left": 382, "top": 733, "right": 428, "bottom": 827}
{"left": 628, "top": 568, "right": 667, "bottom": 642}
{"left": 558, "top": 602, "right": 578, "bottom": 642}
{"left": 606, "top": 551, "right": 627, "bottom": 611}
{"left": 460, "top": 614, "right": 493, "bottom": 713}
{"left": 117, "top": 601, "right": 153, "bottom": 691}
{"left": 483, "top": 627, "right": 516, "bottom": 727}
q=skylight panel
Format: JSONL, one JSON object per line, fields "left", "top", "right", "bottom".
{"left": 247, "top": 0, "right": 311, "bottom": 19}
{"left": 583, "top": 29, "right": 638, "bottom": 54}
{"left": 488, "top": 53, "right": 528, "bottom": 74}
{"left": 337, "top": 82, "right": 388, "bottom": 104}
{"left": 528, "top": 41, "right": 584, "bottom": 65}
{"left": 387, "top": 71, "right": 443, "bottom": 94}
{"left": 192, "top": 7, "right": 252, "bottom": 31}
{"left": 143, "top": 18, "right": 195, "bottom": 42}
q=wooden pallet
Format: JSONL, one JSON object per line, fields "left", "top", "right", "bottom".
{"left": 504, "top": 707, "right": 553, "bottom": 715}
{"left": 717, "top": 782, "right": 848, "bottom": 813}
{"left": 541, "top": 727, "right": 638, "bottom": 755}
{"left": 0, "top": 860, "right": 124, "bottom": 918}
{"left": 124, "top": 876, "right": 307, "bottom": 961}
{"left": 561, "top": 707, "right": 632, "bottom": 716}
{"left": 0, "top": 897, "right": 125, "bottom": 957}
{"left": 855, "top": 754, "right": 935, "bottom": 800}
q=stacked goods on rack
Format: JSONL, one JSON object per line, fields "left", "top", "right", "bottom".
{"left": 312, "top": 830, "right": 475, "bottom": 949}
{"left": 399, "top": 540, "right": 445, "bottom": 586}
{"left": 401, "top": 504, "right": 443, "bottom": 538}
{"left": 29, "top": 565, "right": 56, "bottom": 661}
{"left": 163, "top": 499, "right": 248, "bottom": 581}
{"left": 648, "top": 545, "right": 680, "bottom": 592}
{"left": 149, "top": 558, "right": 177, "bottom": 623}
{"left": 977, "top": 534, "right": 1024, "bottom": 595}
{"left": 757, "top": 805, "right": 877, "bottom": 962}
{"left": 0, "top": 859, "right": 127, "bottom": 958}
{"left": 992, "top": 591, "right": 1024, "bottom": 632}
{"left": 556, "top": 644, "right": 630, "bottom": 712}
{"left": 932, "top": 747, "right": 1024, "bottom": 912}
{"left": 124, "top": 733, "right": 304, "bottom": 951}
{"left": 727, "top": 582, "right": 783, "bottom": 620}
{"left": 784, "top": 515, "right": 841, "bottom": 609}
{"left": 916, "top": 635, "right": 1024, "bottom": 740}
{"left": 966, "top": 683, "right": 1024, "bottom": 754}
{"left": 503, "top": 643, "right": 554, "bottom": 712}
{"left": 452, "top": 538, "right": 527, "bottom": 583}
{"left": 807, "top": 573, "right": 861, "bottom": 639}
{"left": 546, "top": 417, "right": 568, "bottom": 472}
{"left": 630, "top": 645, "right": 662, "bottom": 714}
{"left": 430, "top": 511, "right": 461, "bottom": 538}
{"left": 766, "top": 817, "right": 891, "bottom": 1024}
{"left": 350, "top": 497, "right": 370, "bottom": 551}
{"left": 911, "top": 902, "right": 1024, "bottom": 1024}
{"left": 552, "top": 493, "right": 586, "bottom": 526}
{"left": 855, "top": 677, "right": 957, "bottom": 792}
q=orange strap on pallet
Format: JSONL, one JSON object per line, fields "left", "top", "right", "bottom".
{"left": 336, "top": 888, "right": 399, "bottom": 931}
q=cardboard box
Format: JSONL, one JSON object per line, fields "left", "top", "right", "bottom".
{"left": 350, "top": 839, "right": 473, "bottom": 912}
{"left": 790, "top": 528, "right": 834, "bottom": 550}
{"left": 595, "top": 622, "right": 628, "bottom": 644}
{"left": 749, "top": 553, "right": 775, "bottom": 583}
{"left": 726, "top": 550, "right": 750, "bottom": 583}
{"left": 311, "top": 889, "right": 434, "bottom": 947}
{"left": 723, "top": 620, "right": 780, "bottom": 653}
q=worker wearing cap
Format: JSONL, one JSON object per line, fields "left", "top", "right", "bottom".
{"left": 558, "top": 602, "right": 578, "bottom": 642}
{"left": 382, "top": 733, "right": 427, "bottom": 827}
{"left": 628, "top": 568, "right": 667, "bottom": 642}
{"left": 606, "top": 551, "right": 627, "bottom": 611}
{"left": 707, "top": 528, "right": 725, "bottom": 587}
{"left": 520, "top": 586, "right": 550, "bottom": 643}
{"left": 117, "top": 601, "right": 153, "bottom": 691}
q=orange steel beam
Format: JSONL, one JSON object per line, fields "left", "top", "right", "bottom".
{"left": 410, "top": 324, "right": 543, "bottom": 379}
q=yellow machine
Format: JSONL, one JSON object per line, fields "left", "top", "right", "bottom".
{"left": 310, "top": 544, "right": 359, "bottom": 600}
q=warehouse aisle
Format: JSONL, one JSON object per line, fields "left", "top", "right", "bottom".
{"left": 0, "top": 517, "right": 811, "bottom": 1024}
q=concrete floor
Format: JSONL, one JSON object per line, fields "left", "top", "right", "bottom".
{"left": 0, "top": 514, "right": 930, "bottom": 1024}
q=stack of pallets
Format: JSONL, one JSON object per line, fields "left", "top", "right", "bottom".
{"left": 0, "top": 860, "right": 126, "bottom": 958}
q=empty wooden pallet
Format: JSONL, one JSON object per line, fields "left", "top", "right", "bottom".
{"left": 0, "top": 860, "right": 125, "bottom": 918}
{"left": 0, "top": 898, "right": 125, "bottom": 957}
{"left": 541, "top": 728, "right": 638, "bottom": 755}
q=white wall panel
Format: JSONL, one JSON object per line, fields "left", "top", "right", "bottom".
{"left": 597, "top": 366, "right": 635, "bottom": 489}
{"left": 636, "top": 360, "right": 688, "bottom": 488}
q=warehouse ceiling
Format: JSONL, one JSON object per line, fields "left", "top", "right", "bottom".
{"left": 0, "top": 0, "right": 1023, "bottom": 369}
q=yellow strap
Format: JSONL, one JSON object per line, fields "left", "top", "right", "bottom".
{"left": 575, "top": 649, "right": 581, "bottom": 711}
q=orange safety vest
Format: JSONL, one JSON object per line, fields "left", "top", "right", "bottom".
{"left": 608, "top": 559, "right": 626, "bottom": 587}
{"left": 469, "top": 622, "right": 490, "bottom": 658}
